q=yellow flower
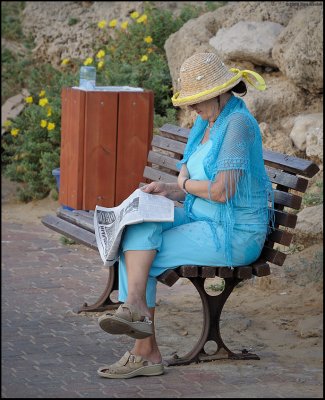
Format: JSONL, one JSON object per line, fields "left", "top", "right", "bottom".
{"left": 98, "top": 61, "right": 104, "bottom": 69}
{"left": 109, "top": 19, "right": 117, "bottom": 28}
{"left": 25, "top": 96, "right": 33, "bottom": 104}
{"left": 120, "top": 21, "right": 128, "bottom": 30}
{"left": 130, "top": 11, "right": 139, "bottom": 19}
{"left": 47, "top": 122, "right": 55, "bottom": 131}
{"left": 144, "top": 36, "right": 153, "bottom": 44}
{"left": 137, "top": 14, "right": 147, "bottom": 24}
{"left": 97, "top": 20, "right": 107, "bottom": 29}
{"left": 83, "top": 57, "right": 93, "bottom": 66}
{"left": 96, "top": 50, "right": 105, "bottom": 59}
{"left": 39, "top": 90, "right": 46, "bottom": 97}
{"left": 40, "top": 119, "right": 48, "bottom": 128}
{"left": 47, "top": 107, "right": 52, "bottom": 117}
{"left": 3, "top": 120, "right": 12, "bottom": 127}
{"left": 61, "top": 58, "right": 70, "bottom": 66}
{"left": 140, "top": 55, "right": 148, "bottom": 62}
{"left": 147, "top": 47, "right": 153, "bottom": 54}
{"left": 39, "top": 98, "right": 49, "bottom": 107}
{"left": 11, "top": 128, "right": 19, "bottom": 137}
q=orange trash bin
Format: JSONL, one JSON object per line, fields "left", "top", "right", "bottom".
{"left": 59, "top": 87, "right": 154, "bottom": 210}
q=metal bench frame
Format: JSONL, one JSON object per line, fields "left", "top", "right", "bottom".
{"left": 42, "top": 123, "right": 319, "bottom": 366}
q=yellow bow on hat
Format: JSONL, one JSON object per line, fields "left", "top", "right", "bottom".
{"left": 229, "top": 68, "right": 266, "bottom": 91}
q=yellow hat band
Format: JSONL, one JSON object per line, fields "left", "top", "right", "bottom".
{"left": 172, "top": 69, "right": 266, "bottom": 106}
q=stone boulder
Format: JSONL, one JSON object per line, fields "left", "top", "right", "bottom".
{"left": 209, "top": 21, "right": 284, "bottom": 67}
{"left": 272, "top": 5, "right": 323, "bottom": 94}
{"left": 296, "top": 204, "right": 323, "bottom": 236}
{"left": 243, "top": 73, "right": 307, "bottom": 123}
{"left": 165, "top": 1, "right": 310, "bottom": 90}
{"left": 290, "top": 114, "right": 323, "bottom": 162}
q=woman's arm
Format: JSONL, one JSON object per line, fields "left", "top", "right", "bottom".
{"left": 178, "top": 170, "right": 240, "bottom": 203}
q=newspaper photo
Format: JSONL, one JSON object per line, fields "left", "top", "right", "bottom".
{"left": 94, "top": 188, "right": 175, "bottom": 266}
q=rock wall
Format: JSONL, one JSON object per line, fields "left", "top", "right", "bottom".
{"left": 21, "top": 1, "right": 200, "bottom": 66}
{"left": 164, "top": 1, "right": 323, "bottom": 164}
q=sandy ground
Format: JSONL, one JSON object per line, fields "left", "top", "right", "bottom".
{"left": 2, "top": 177, "right": 323, "bottom": 371}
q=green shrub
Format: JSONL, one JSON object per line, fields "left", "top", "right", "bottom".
{"left": 1, "top": 1, "right": 25, "bottom": 41}
{"left": 302, "top": 180, "right": 323, "bottom": 207}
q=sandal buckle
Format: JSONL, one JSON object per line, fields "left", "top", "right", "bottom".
{"left": 129, "top": 354, "right": 136, "bottom": 363}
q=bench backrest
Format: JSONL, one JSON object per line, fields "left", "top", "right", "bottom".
{"left": 143, "top": 123, "right": 320, "bottom": 268}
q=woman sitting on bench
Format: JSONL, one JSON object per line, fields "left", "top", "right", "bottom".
{"left": 97, "top": 52, "right": 274, "bottom": 379}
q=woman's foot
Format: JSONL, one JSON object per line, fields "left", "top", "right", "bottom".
{"left": 98, "top": 303, "right": 154, "bottom": 339}
{"left": 97, "top": 351, "right": 164, "bottom": 379}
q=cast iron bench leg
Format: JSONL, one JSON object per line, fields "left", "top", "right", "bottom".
{"left": 75, "top": 263, "right": 122, "bottom": 313}
{"left": 164, "top": 277, "right": 260, "bottom": 366}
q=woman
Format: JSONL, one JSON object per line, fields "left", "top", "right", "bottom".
{"left": 97, "top": 53, "right": 274, "bottom": 379}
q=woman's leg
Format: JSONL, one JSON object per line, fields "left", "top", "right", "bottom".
{"left": 124, "top": 249, "right": 156, "bottom": 319}
{"left": 119, "top": 250, "right": 162, "bottom": 364}
{"left": 130, "top": 308, "right": 162, "bottom": 364}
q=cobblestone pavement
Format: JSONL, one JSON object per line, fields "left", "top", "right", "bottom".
{"left": 1, "top": 219, "right": 323, "bottom": 398}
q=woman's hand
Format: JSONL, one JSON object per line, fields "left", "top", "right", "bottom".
{"left": 141, "top": 181, "right": 185, "bottom": 201}
{"left": 141, "top": 181, "right": 169, "bottom": 197}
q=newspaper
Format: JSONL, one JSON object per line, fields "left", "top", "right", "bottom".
{"left": 94, "top": 188, "right": 175, "bottom": 266}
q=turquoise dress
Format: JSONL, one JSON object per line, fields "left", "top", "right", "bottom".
{"left": 118, "top": 95, "right": 274, "bottom": 307}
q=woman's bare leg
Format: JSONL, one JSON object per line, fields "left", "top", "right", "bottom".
{"left": 131, "top": 308, "right": 162, "bottom": 364}
{"left": 124, "top": 250, "right": 162, "bottom": 363}
{"left": 124, "top": 249, "right": 156, "bottom": 317}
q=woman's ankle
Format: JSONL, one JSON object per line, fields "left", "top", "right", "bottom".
{"left": 131, "top": 347, "right": 162, "bottom": 364}
{"left": 131, "top": 337, "right": 161, "bottom": 363}
{"left": 124, "top": 298, "right": 151, "bottom": 318}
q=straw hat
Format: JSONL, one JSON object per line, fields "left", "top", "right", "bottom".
{"left": 171, "top": 53, "right": 266, "bottom": 107}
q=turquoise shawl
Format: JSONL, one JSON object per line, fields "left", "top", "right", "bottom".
{"left": 177, "top": 95, "right": 274, "bottom": 266}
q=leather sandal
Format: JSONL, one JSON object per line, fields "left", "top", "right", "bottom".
{"left": 97, "top": 351, "right": 164, "bottom": 379}
{"left": 98, "top": 303, "right": 154, "bottom": 339}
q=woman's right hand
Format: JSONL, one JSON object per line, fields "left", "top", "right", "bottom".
{"left": 141, "top": 181, "right": 169, "bottom": 197}
{"left": 141, "top": 181, "right": 184, "bottom": 201}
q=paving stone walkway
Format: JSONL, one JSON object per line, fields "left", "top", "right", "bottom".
{"left": 1, "top": 220, "right": 323, "bottom": 398}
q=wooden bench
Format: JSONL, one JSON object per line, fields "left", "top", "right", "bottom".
{"left": 42, "top": 123, "right": 320, "bottom": 366}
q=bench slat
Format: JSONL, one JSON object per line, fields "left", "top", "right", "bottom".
{"left": 143, "top": 166, "right": 178, "bottom": 183}
{"left": 57, "top": 208, "right": 94, "bottom": 232}
{"left": 148, "top": 150, "right": 179, "bottom": 172}
{"left": 42, "top": 215, "right": 97, "bottom": 250}
{"left": 273, "top": 190, "right": 302, "bottom": 210}
{"left": 261, "top": 246, "right": 286, "bottom": 266}
{"left": 273, "top": 209, "right": 297, "bottom": 228}
{"left": 200, "top": 267, "right": 217, "bottom": 278}
{"left": 157, "top": 270, "right": 179, "bottom": 287}
{"left": 159, "top": 123, "right": 189, "bottom": 142}
{"left": 251, "top": 260, "right": 271, "bottom": 277}
{"left": 217, "top": 267, "right": 234, "bottom": 278}
{"left": 263, "top": 149, "right": 319, "bottom": 178}
{"left": 152, "top": 135, "right": 186, "bottom": 155}
{"left": 178, "top": 265, "right": 199, "bottom": 277}
{"left": 235, "top": 267, "right": 252, "bottom": 279}
{"left": 266, "top": 167, "right": 308, "bottom": 192}
{"left": 267, "top": 228, "right": 293, "bottom": 246}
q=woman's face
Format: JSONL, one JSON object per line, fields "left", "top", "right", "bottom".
{"left": 188, "top": 97, "right": 220, "bottom": 122}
